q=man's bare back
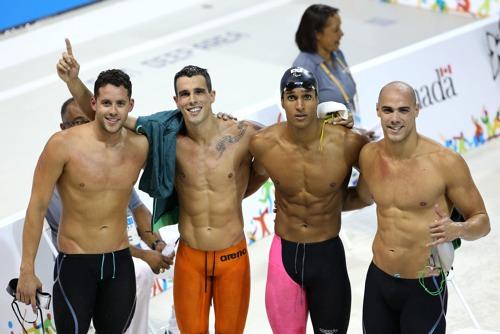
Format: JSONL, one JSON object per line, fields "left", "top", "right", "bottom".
{"left": 175, "top": 119, "right": 259, "bottom": 250}
{"left": 251, "top": 120, "right": 365, "bottom": 243}
{"left": 56, "top": 123, "right": 148, "bottom": 254}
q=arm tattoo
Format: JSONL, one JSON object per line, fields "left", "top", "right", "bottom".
{"left": 215, "top": 122, "right": 247, "bottom": 158}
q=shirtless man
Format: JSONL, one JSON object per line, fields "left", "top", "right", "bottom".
{"left": 17, "top": 69, "right": 150, "bottom": 333}
{"left": 249, "top": 67, "right": 368, "bottom": 334}
{"left": 57, "top": 40, "right": 265, "bottom": 331}
{"left": 349, "top": 81, "right": 490, "bottom": 333}
{"left": 47, "top": 97, "right": 172, "bottom": 333}
{"left": 163, "top": 65, "right": 264, "bottom": 333}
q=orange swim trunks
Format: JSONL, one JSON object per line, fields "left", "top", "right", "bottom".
{"left": 173, "top": 238, "right": 250, "bottom": 334}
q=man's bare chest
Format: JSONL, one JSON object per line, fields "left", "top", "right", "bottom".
{"left": 265, "top": 149, "right": 350, "bottom": 197}
{"left": 366, "top": 158, "right": 445, "bottom": 209}
{"left": 176, "top": 144, "right": 250, "bottom": 189}
{"left": 64, "top": 150, "right": 141, "bottom": 190}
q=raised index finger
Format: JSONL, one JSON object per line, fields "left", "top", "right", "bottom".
{"left": 65, "top": 38, "right": 73, "bottom": 56}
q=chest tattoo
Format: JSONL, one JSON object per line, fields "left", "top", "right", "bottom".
{"left": 215, "top": 122, "right": 247, "bottom": 158}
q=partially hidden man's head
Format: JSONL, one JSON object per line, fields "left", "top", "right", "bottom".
{"left": 173, "top": 65, "right": 215, "bottom": 125}
{"left": 91, "top": 69, "right": 134, "bottom": 134}
{"left": 60, "top": 97, "right": 90, "bottom": 130}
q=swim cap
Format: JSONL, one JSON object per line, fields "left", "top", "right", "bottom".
{"left": 317, "top": 101, "right": 349, "bottom": 120}
{"left": 280, "top": 67, "right": 318, "bottom": 96}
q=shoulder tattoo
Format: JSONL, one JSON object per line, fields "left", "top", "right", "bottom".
{"left": 215, "top": 122, "right": 247, "bottom": 158}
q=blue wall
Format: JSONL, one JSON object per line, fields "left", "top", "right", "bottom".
{"left": 1, "top": 0, "right": 99, "bottom": 32}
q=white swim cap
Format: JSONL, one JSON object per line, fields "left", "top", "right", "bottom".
{"left": 317, "top": 101, "right": 349, "bottom": 120}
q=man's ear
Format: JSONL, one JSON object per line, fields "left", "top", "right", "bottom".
{"left": 376, "top": 102, "right": 381, "bottom": 118}
{"left": 90, "top": 96, "right": 97, "bottom": 111}
{"left": 128, "top": 98, "right": 135, "bottom": 113}
{"left": 173, "top": 95, "right": 178, "bottom": 105}
{"left": 210, "top": 90, "right": 216, "bottom": 103}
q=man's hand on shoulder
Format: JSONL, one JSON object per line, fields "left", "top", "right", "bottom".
{"left": 326, "top": 112, "right": 354, "bottom": 128}
{"left": 216, "top": 112, "right": 238, "bottom": 121}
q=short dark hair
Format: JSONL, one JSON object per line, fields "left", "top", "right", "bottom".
{"left": 174, "top": 65, "right": 212, "bottom": 95}
{"left": 295, "top": 4, "right": 339, "bottom": 53}
{"left": 60, "top": 97, "right": 75, "bottom": 120}
{"left": 94, "top": 69, "right": 132, "bottom": 98}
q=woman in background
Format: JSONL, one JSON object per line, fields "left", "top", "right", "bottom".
{"left": 293, "top": 4, "right": 359, "bottom": 123}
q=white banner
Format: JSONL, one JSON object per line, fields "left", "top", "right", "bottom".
{"left": 387, "top": 0, "right": 500, "bottom": 17}
{"left": 353, "top": 17, "right": 500, "bottom": 153}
